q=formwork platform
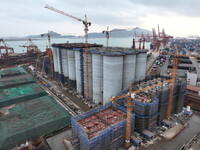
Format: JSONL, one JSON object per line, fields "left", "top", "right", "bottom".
{"left": 0, "top": 83, "right": 47, "bottom": 108}
{"left": 72, "top": 102, "right": 135, "bottom": 150}
{"left": 0, "top": 66, "right": 28, "bottom": 78}
{"left": 0, "top": 77, "right": 35, "bottom": 89}
{"left": 0, "top": 95, "right": 72, "bottom": 150}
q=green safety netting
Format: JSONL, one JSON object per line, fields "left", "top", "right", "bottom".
{"left": 0, "top": 77, "right": 35, "bottom": 89}
{"left": 0, "top": 66, "right": 28, "bottom": 78}
{"left": 0, "top": 83, "right": 47, "bottom": 108}
{"left": 0, "top": 95, "right": 72, "bottom": 150}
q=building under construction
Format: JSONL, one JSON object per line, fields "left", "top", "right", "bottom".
{"left": 69, "top": 75, "right": 187, "bottom": 150}
{"left": 71, "top": 102, "right": 135, "bottom": 150}
{"left": 51, "top": 43, "right": 148, "bottom": 105}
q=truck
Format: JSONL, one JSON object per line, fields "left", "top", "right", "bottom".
{"left": 42, "top": 81, "right": 51, "bottom": 87}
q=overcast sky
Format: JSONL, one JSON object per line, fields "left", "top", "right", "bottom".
{"left": 1, "top": 0, "right": 200, "bottom": 37}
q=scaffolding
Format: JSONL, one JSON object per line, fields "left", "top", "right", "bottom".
{"left": 71, "top": 102, "right": 135, "bottom": 150}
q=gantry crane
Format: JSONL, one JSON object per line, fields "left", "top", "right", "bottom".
{"left": 19, "top": 39, "right": 40, "bottom": 54}
{"left": 45, "top": 5, "right": 91, "bottom": 99}
{"left": 0, "top": 39, "right": 14, "bottom": 60}
{"left": 40, "top": 31, "right": 54, "bottom": 77}
{"left": 111, "top": 79, "right": 171, "bottom": 148}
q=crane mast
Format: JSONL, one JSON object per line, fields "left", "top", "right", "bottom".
{"left": 41, "top": 31, "right": 54, "bottom": 77}
{"left": 45, "top": 5, "right": 91, "bottom": 99}
{"left": 166, "top": 45, "right": 179, "bottom": 119}
{"left": 102, "top": 26, "right": 110, "bottom": 47}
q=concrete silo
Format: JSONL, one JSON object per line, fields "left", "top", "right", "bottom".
{"left": 122, "top": 52, "right": 137, "bottom": 89}
{"left": 67, "top": 50, "right": 76, "bottom": 88}
{"left": 103, "top": 54, "right": 123, "bottom": 104}
{"left": 92, "top": 52, "right": 103, "bottom": 104}
{"left": 61, "top": 48, "right": 68, "bottom": 84}
{"left": 135, "top": 52, "right": 147, "bottom": 81}
{"left": 52, "top": 47, "right": 58, "bottom": 79}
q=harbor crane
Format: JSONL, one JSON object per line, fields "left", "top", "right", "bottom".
{"left": 45, "top": 5, "right": 91, "bottom": 99}
{"left": 111, "top": 79, "right": 172, "bottom": 148}
{"left": 0, "top": 39, "right": 14, "bottom": 60}
{"left": 19, "top": 39, "right": 40, "bottom": 54}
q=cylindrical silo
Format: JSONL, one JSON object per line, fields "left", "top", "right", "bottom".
{"left": 67, "top": 50, "right": 76, "bottom": 88}
{"left": 61, "top": 48, "right": 68, "bottom": 84}
{"left": 135, "top": 52, "right": 147, "bottom": 81}
{"left": 92, "top": 53, "right": 103, "bottom": 104}
{"left": 103, "top": 55, "right": 123, "bottom": 104}
{"left": 52, "top": 47, "right": 58, "bottom": 79}
{"left": 122, "top": 54, "right": 136, "bottom": 89}
{"left": 83, "top": 52, "right": 93, "bottom": 99}
{"left": 75, "top": 50, "right": 81, "bottom": 94}
{"left": 57, "top": 48, "right": 64, "bottom": 83}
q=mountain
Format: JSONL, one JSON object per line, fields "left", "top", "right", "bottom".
{"left": 27, "top": 31, "right": 76, "bottom": 38}
{"left": 87, "top": 27, "right": 152, "bottom": 38}
{"left": 27, "top": 28, "right": 151, "bottom": 39}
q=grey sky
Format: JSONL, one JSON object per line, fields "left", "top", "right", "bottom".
{"left": 0, "top": 0, "right": 200, "bottom": 37}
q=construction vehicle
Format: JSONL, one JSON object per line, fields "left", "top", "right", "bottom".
{"left": 19, "top": 39, "right": 40, "bottom": 54}
{"left": 111, "top": 79, "right": 171, "bottom": 148}
{"left": 42, "top": 80, "right": 51, "bottom": 87}
{"left": 45, "top": 5, "right": 91, "bottom": 99}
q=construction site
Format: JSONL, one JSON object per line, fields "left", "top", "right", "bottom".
{"left": 0, "top": 2, "right": 200, "bottom": 150}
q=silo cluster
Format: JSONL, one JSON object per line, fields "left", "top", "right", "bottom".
{"left": 52, "top": 43, "right": 148, "bottom": 105}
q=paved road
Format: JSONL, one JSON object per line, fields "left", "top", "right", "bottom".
{"left": 146, "top": 52, "right": 159, "bottom": 75}
{"left": 46, "top": 129, "right": 72, "bottom": 150}
{"left": 140, "top": 111, "right": 200, "bottom": 150}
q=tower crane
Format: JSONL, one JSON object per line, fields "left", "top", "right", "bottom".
{"left": 111, "top": 79, "right": 172, "bottom": 148}
{"left": 102, "top": 27, "right": 140, "bottom": 48}
{"left": 102, "top": 26, "right": 110, "bottom": 47}
{"left": 40, "top": 31, "right": 54, "bottom": 77}
{"left": 45, "top": 5, "right": 91, "bottom": 99}
{"left": 166, "top": 45, "right": 200, "bottom": 119}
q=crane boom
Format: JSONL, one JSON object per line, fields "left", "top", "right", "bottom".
{"left": 45, "top": 4, "right": 91, "bottom": 99}
{"left": 45, "top": 5, "right": 84, "bottom": 22}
